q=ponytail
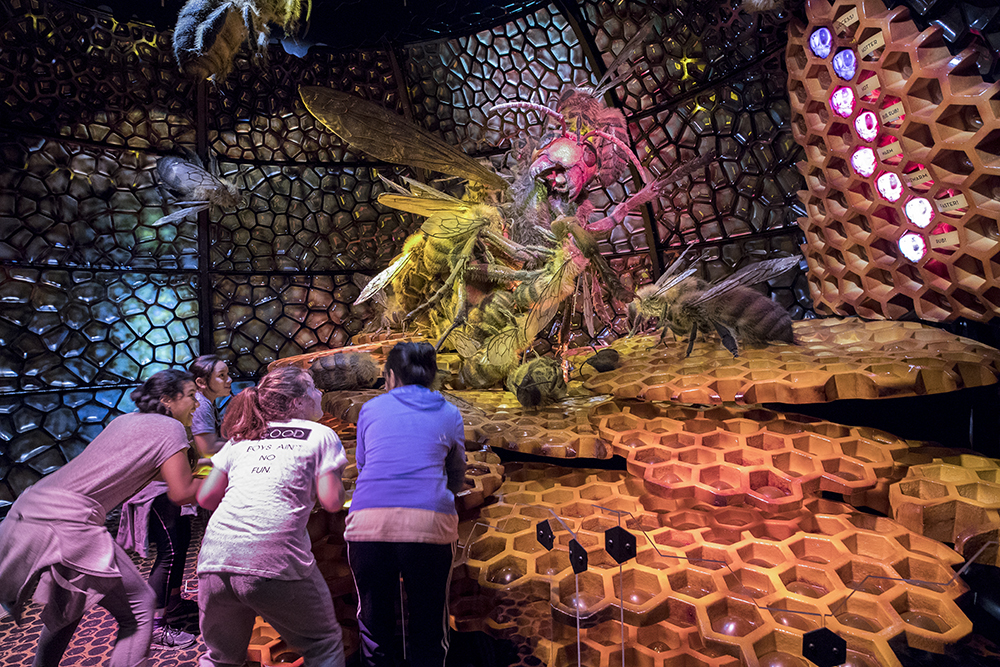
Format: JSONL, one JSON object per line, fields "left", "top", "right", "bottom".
{"left": 221, "top": 367, "right": 314, "bottom": 442}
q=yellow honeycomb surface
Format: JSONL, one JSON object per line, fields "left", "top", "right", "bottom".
{"left": 454, "top": 463, "right": 970, "bottom": 667}
{"left": 580, "top": 319, "right": 1000, "bottom": 404}
{"left": 788, "top": 0, "right": 1000, "bottom": 322}
{"left": 592, "top": 400, "right": 912, "bottom": 515}
{"left": 890, "top": 454, "right": 1000, "bottom": 567}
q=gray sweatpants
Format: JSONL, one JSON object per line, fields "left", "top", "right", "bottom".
{"left": 197, "top": 565, "right": 344, "bottom": 667}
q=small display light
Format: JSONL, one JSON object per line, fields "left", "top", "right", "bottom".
{"left": 854, "top": 111, "right": 878, "bottom": 142}
{"left": 875, "top": 172, "right": 903, "bottom": 202}
{"left": 851, "top": 147, "right": 877, "bottom": 177}
{"left": 904, "top": 197, "right": 934, "bottom": 228}
{"left": 810, "top": 27, "right": 833, "bottom": 58}
{"left": 830, "top": 87, "right": 855, "bottom": 118}
{"left": 898, "top": 233, "right": 927, "bottom": 262}
{"left": 832, "top": 49, "right": 857, "bottom": 80}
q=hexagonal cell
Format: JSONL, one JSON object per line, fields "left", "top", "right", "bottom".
{"left": 678, "top": 448, "right": 717, "bottom": 465}
{"left": 791, "top": 434, "right": 836, "bottom": 456}
{"left": 787, "top": 534, "right": 842, "bottom": 564}
{"left": 495, "top": 516, "right": 531, "bottom": 534}
{"left": 839, "top": 438, "right": 888, "bottom": 463}
{"left": 836, "top": 558, "right": 900, "bottom": 595}
{"left": 585, "top": 619, "right": 627, "bottom": 647}
{"left": 889, "top": 590, "right": 958, "bottom": 635}
{"left": 698, "top": 464, "right": 744, "bottom": 492}
{"left": 723, "top": 567, "right": 776, "bottom": 600}
{"left": 557, "top": 570, "right": 607, "bottom": 617}
{"left": 830, "top": 592, "right": 897, "bottom": 634}
{"left": 469, "top": 535, "right": 508, "bottom": 562}
{"left": 683, "top": 544, "right": 731, "bottom": 572}
{"left": 659, "top": 432, "right": 699, "bottom": 449}
{"left": 633, "top": 446, "right": 672, "bottom": 466}
{"left": 770, "top": 450, "right": 819, "bottom": 478}
{"left": 778, "top": 563, "right": 836, "bottom": 600}
{"left": 724, "top": 449, "right": 765, "bottom": 467}
{"left": 668, "top": 568, "right": 718, "bottom": 599}
{"left": 652, "top": 529, "right": 696, "bottom": 551}
{"left": 737, "top": 542, "right": 786, "bottom": 569}
{"left": 636, "top": 623, "right": 682, "bottom": 653}
{"left": 541, "top": 489, "right": 575, "bottom": 505}
{"left": 707, "top": 596, "right": 765, "bottom": 637}
{"left": 646, "top": 462, "right": 694, "bottom": 486}
{"left": 485, "top": 555, "right": 528, "bottom": 587}
{"left": 746, "top": 432, "right": 789, "bottom": 451}
{"left": 890, "top": 556, "right": 957, "bottom": 593}
{"left": 896, "top": 478, "right": 950, "bottom": 501}
{"left": 766, "top": 596, "right": 823, "bottom": 632}
{"left": 748, "top": 470, "right": 797, "bottom": 501}
{"left": 841, "top": 532, "right": 900, "bottom": 560}
{"left": 536, "top": 549, "right": 571, "bottom": 576}
{"left": 613, "top": 568, "right": 663, "bottom": 608}
{"left": 821, "top": 457, "right": 868, "bottom": 483}
{"left": 930, "top": 149, "right": 974, "bottom": 177}
{"left": 955, "top": 482, "right": 1000, "bottom": 504}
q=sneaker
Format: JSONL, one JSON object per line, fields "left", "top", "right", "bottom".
{"left": 163, "top": 597, "right": 200, "bottom": 624}
{"left": 151, "top": 623, "right": 197, "bottom": 650}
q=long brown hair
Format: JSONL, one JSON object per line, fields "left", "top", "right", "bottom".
{"left": 221, "top": 366, "right": 315, "bottom": 442}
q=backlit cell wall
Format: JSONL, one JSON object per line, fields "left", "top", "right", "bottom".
{"left": 789, "top": 0, "right": 1000, "bottom": 322}
{"left": 0, "top": 0, "right": 812, "bottom": 510}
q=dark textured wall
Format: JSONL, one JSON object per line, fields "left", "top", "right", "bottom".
{"left": 0, "top": 0, "right": 813, "bottom": 513}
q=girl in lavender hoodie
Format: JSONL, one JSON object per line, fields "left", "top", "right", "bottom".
{"left": 346, "top": 341, "right": 466, "bottom": 667}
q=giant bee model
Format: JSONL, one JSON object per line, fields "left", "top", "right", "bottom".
{"left": 154, "top": 149, "right": 243, "bottom": 226}
{"left": 630, "top": 254, "right": 800, "bottom": 357}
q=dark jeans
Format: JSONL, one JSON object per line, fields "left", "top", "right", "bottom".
{"left": 148, "top": 492, "right": 191, "bottom": 610}
{"left": 347, "top": 541, "right": 455, "bottom": 667}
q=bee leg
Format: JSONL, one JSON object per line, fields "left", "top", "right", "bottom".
{"left": 714, "top": 322, "right": 740, "bottom": 357}
{"left": 684, "top": 323, "right": 699, "bottom": 357}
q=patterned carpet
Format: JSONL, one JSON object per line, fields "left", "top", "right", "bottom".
{"left": 0, "top": 511, "right": 362, "bottom": 667}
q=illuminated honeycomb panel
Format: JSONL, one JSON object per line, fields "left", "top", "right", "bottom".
{"left": 580, "top": 318, "right": 1000, "bottom": 404}
{"left": 211, "top": 47, "right": 394, "bottom": 164}
{"left": 212, "top": 274, "right": 367, "bottom": 379}
{"left": 0, "top": 134, "right": 198, "bottom": 270}
{"left": 591, "top": 400, "right": 911, "bottom": 515}
{"left": 210, "top": 163, "right": 413, "bottom": 273}
{"left": 890, "top": 454, "right": 1000, "bottom": 567}
{"left": 0, "top": 1, "right": 194, "bottom": 146}
{"left": 789, "top": 0, "right": 1000, "bottom": 321}
{"left": 0, "top": 268, "right": 200, "bottom": 392}
{"left": 456, "top": 463, "right": 971, "bottom": 667}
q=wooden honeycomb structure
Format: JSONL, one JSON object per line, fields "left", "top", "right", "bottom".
{"left": 453, "top": 463, "right": 970, "bottom": 667}
{"left": 593, "top": 400, "right": 912, "bottom": 516}
{"left": 890, "top": 454, "right": 1000, "bottom": 567}
{"left": 579, "top": 318, "right": 1000, "bottom": 404}
{"left": 264, "top": 316, "right": 1000, "bottom": 666}
{"left": 789, "top": 0, "right": 1000, "bottom": 322}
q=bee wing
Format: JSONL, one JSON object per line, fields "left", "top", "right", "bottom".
{"left": 653, "top": 246, "right": 694, "bottom": 287}
{"left": 451, "top": 329, "right": 482, "bottom": 359}
{"left": 379, "top": 194, "right": 494, "bottom": 240}
{"left": 581, "top": 273, "right": 595, "bottom": 338}
{"left": 688, "top": 256, "right": 800, "bottom": 306}
{"left": 485, "top": 324, "right": 520, "bottom": 367}
{"left": 397, "top": 176, "right": 463, "bottom": 203}
{"left": 650, "top": 266, "right": 698, "bottom": 297}
{"left": 524, "top": 259, "right": 572, "bottom": 342}
{"left": 441, "top": 390, "right": 486, "bottom": 416}
{"left": 299, "top": 86, "right": 507, "bottom": 191}
{"left": 354, "top": 250, "right": 414, "bottom": 304}
{"left": 152, "top": 203, "right": 209, "bottom": 226}
{"left": 157, "top": 156, "right": 224, "bottom": 193}
{"left": 653, "top": 151, "right": 715, "bottom": 192}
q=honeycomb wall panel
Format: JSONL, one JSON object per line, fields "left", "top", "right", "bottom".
{"left": 789, "top": 0, "right": 1000, "bottom": 322}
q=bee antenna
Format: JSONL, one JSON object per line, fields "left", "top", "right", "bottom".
{"left": 580, "top": 129, "right": 650, "bottom": 182}
{"left": 488, "top": 102, "right": 566, "bottom": 134}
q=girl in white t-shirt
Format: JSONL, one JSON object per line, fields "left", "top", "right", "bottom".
{"left": 196, "top": 366, "right": 348, "bottom": 667}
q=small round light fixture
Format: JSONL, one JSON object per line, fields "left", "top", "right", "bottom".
{"left": 898, "top": 233, "right": 927, "bottom": 262}
{"left": 904, "top": 197, "right": 934, "bottom": 228}
{"left": 875, "top": 172, "right": 903, "bottom": 202}
{"left": 832, "top": 49, "right": 857, "bottom": 80}
{"left": 854, "top": 111, "right": 878, "bottom": 142}
{"left": 830, "top": 87, "right": 855, "bottom": 118}
{"left": 851, "top": 147, "right": 877, "bottom": 177}
{"left": 810, "top": 27, "right": 833, "bottom": 58}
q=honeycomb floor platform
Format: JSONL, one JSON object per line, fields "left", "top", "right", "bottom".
{"left": 578, "top": 319, "right": 1000, "bottom": 405}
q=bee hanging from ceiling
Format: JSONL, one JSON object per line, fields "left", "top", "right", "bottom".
{"left": 172, "top": 0, "right": 311, "bottom": 82}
